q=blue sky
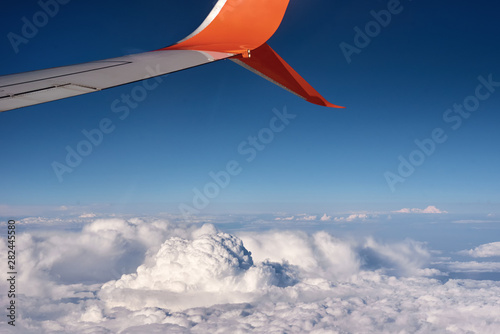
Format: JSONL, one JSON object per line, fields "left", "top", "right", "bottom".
{"left": 1, "top": 0, "right": 500, "bottom": 216}
{"left": 2, "top": 2, "right": 500, "bottom": 332}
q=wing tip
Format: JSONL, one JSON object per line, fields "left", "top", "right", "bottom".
{"left": 307, "top": 97, "right": 345, "bottom": 109}
{"left": 163, "top": 0, "right": 290, "bottom": 54}
{"left": 233, "top": 44, "right": 344, "bottom": 109}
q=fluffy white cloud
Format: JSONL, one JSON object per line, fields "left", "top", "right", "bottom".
{"left": 100, "top": 224, "right": 297, "bottom": 311}
{"left": 394, "top": 205, "right": 447, "bottom": 214}
{"left": 240, "top": 230, "right": 361, "bottom": 280}
{"left": 3, "top": 218, "right": 186, "bottom": 301}
{"left": 460, "top": 242, "right": 500, "bottom": 258}
{"left": 1, "top": 217, "right": 499, "bottom": 333}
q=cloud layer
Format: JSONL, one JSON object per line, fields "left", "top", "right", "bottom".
{"left": 1, "top": 217, "right": 499, "bottom": 333}
{"left": 394, "top": 205, "right": 447, "bottom": 214}
{"left": 460, "top": 242, "right": 500, "bottom": 258}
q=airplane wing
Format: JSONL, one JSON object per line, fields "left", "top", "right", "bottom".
{"left": 0, "top": 0, "right": 343, "bottom": 113}
{"left": 0, "top": 50, "right": 232, "bottom": 112}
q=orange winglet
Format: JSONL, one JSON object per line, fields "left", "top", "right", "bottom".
{"left": 232, "top": 44, "right": 344, "bottom": 108}
{"left": 162, "top": 0, "right": 290, "bottom": 54}
{"left": 161, "top": 0, "right": 343, "bottom": 108}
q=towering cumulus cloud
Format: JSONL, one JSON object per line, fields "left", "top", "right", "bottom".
{"left": 100, "top": 224, "right": 297, "bottom": 311}
{"left": 0, "top": 217, "right": 499, "bottom": 333}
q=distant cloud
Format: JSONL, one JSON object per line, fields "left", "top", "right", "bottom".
{"left": 275, "top": 214, "right": 331, "bottom": 222}
{"left": 452, "top": 220, "right": 499, "bottom": 224}
{"left": 334, "top": 213, "right": 370, "bottom": 222}
{"left": 320, "top": 214, "right": 332, "bottom": 221}
{"left": 79, "top": 213, "right": 97, "bottom": 218}
{"left": 274, "top": 216, "right": 295, "bottom": 221}
{"left": 0, "top": 204, "right": 66, "bottom": 217}
{"left": 16, "top": 216, "right": 65, "bottom": 225}
{"left": 393, "top": 206, "right": 447, "bottom": 214}
{"left": 0, "top": 203, "right": 115, "bottom": 219}
{"left": 460, "top": 242, "right": 500, "bottom": 258}
{"left": 300, "top": 215, "right": 317, "bottom": 221}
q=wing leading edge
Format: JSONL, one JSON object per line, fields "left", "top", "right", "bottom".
{"left": 0, "top": 0, "right": 343, "bottom": 112}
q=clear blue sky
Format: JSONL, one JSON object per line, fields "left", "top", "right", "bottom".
{"left": 1, "top": 0, "right": 499, "bottom": 215}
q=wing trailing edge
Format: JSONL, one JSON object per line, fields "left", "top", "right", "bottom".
{"left": 231, "top": 44, "right": 344, "bottom": 108}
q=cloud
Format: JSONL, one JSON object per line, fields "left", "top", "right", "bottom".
{"left": 320, "top": 214, "right": 332, "bottom": 221}
{"left": 453, "top": 219, "right": 499, "bottom": 224}
{"left": 274, "top": 214, "right": 331, "bottom": 222}
{"left": 444, "top": 261, "right": 500, "bottom": 272}
{"left": 0, "top": 204, "right": 67, "bottom": 217}
{"left": 3, "top": 218, "right": 182, "bottom": 300}
{"left": 360, "top": 238, "right": 434, "bottom": 276}
{"left": 459, "top": 242, "right": 500, "bottom": 258}
{"left": 394, "top": 205, "right": 447, "bottom": 214}
{"left": 288, "top": 214, "right": 319, "bottom": 221}
{"left": 79, "top": 213, "right": 97, "bottom": 218}
{"left": 334, "top": 213, "right": 370, "bottom": 222}
{"left": 299, "top": 215, "right": 317, "bottom": 221}
{"left": 241, "top": 230, "right": 362, "bottom": 280}
{"left": 100, "top": 224, "right": 297, "bottom": 311}
{"left": 274, "top": 216, "right": 295, "bottom": 221}
{"left": 1, "top": 217, "right": 500, "bottom": 333}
